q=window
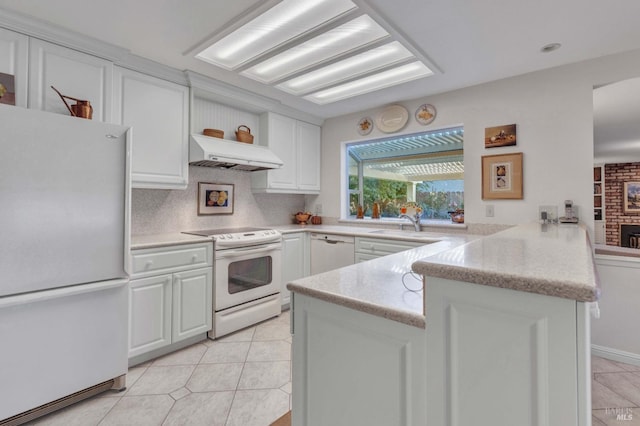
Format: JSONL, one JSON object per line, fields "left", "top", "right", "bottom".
{"left": 346, "top": 127, "right": 464, "bottom": 220}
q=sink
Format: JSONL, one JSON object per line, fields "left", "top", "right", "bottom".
{"left": 369, "top": 229, "right": 440, "bottom": 242}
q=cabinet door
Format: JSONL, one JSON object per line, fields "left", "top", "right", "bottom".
{"left": 129, "top": 274, "right": 172, "bottom": 358}
{"left": 426, "top": 277, "right": 579, "bottom": 425}
{"left": 113, "top": 67, "right": 189, "bottom": 189}
{"left": 282, "top": 232, "right": 309, "bottom": 306}
{"left": 0, "top": 28, "right": 28, "bottom": 107}
{"left": 172, "top": 267, "right": 213, "bottom": 343}
{"left": 266, "top": 113, "right": 297, "bottom": 189}
{"left": 28, "top": 39, "right": 112, "bottom": 122}
{"left": 296, "top": 121, "right": 321, "bottom": 192}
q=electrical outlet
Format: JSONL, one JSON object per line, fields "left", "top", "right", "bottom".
{"left": 315, "top": 204, "right": 323, "bottom": 215}
{"left": 486, "top": 205, "right": 494, "bottom": 217}
{"left": 539, "top": 205, "right": 558, "bottom": 223}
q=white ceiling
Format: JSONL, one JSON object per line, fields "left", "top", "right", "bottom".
{"left": 2, "top": 0, "right": 640, "bottom": 120}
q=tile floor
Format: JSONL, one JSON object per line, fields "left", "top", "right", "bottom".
{"left": 28, "top": 310, "right": 292, "bottom": 426}
{"left": 591, "top": 356, "right": 640, "bottom": 425}
{"left": 24, "top": 312, "right": 640, "bottom": 425}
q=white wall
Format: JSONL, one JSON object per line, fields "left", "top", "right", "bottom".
{"left": 593, "top": 256, "right": 640, "bottom": 362}
{"left": 311, "top": 48, "right": 640, "bottom": 234}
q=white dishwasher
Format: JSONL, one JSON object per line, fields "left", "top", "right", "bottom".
{"left": 310, "top": 233, "right": 355, "bottom": 275}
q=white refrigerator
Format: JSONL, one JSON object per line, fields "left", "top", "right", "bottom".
{"left": 0, "top": 104, "right": 131, "bottom": 423}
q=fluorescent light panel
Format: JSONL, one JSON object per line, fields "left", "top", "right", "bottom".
{"left": 304, "top": 61, "right": 433, "bottom": 104}
{"left": 241, "top": 15, "right": 389, "bottom": 84}
{"left": 196, "top": 0, "right": 356, "bottom": 70}
{"left": 277, "top": 41, "right": 414, "bottom": 95}
{"left": 195, "top": 0, "right": 436, "bottom": 104}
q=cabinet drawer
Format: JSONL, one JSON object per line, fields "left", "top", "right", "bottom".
{"left": 355, "top": 237, "right": 423, "bottom": 256}
{"left": 131, "top": 242, "right": 212, "bottom": 277}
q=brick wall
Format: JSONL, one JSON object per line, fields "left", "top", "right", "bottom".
{"left": 605, "top": 162, "right": 640, "bottom": 245}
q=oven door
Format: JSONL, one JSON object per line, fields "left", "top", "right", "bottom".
{"left": 215, "top": 241, "right": 282, "bottom": 311}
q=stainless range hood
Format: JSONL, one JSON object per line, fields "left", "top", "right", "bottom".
{"left": 189, "top": 134, "right": 283, "bottom": 171}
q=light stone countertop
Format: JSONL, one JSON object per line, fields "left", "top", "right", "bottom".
{"left": 287, "top": 235, "right": 477, "bottom": 328}
{"left": 594, "top": 243, "right": 640, "bottom": 259}
{"left": 273, "top": 223, "right": 456, "bottom": 243}
{"left": 412, "top": 222, "right": 600, "bottom": 303}
{"left": 131, "top": 233, "right": 213, "bottom": 250}
{"left": 288, "top": 222, "right": 600, "bottom": 328}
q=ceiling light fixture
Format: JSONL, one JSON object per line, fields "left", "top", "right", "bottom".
{"left": 195, "top": 0, "right": 436, "bottom": 104}
{"left": 242, "top": 15, "right": 388, "bottom": 84}
{"left": 196, "top": 0, "right": 356, "bottom": 69}
{"left": 278, "top": 41, "right": 415, "bottom": 95}
{"left": 304, "top": 61, "right": 433, "bottom": 104}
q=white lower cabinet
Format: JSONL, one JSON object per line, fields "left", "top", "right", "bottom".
{"left": 172, "top": 268, "right": 212, "bottom": 342}
{"left": 292, "top": 276, "right": 590, "bottom": 426}
{"left": 427, "top": 277, "right": 588, "bottom": 426}
{"left": 281, "top": 232, "right": 309, "bottom": 306}
{"left": 354, "top": 237, "right": 423, "bottom": 262}
{"left": 292, "top": 294, "right": 427, "bottom": 426}
{"left": 129, "top": 274, "right": 172, "bottom": 357}
{"left": 129, "top": 242, "right": 213, "bottom": 362}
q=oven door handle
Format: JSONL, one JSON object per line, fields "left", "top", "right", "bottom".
{"left": 216, "top": 243, "right": 282, "bottom": 258}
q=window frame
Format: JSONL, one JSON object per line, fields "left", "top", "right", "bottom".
{"left": 342, "top": 126, "right": 464, "bottom": 221}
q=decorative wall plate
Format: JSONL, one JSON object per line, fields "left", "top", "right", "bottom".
{"left": 415, "top": 103, "right": 436, "bottom": 125}
{"left": 357, "top": 116, "right": 373, "bottom": 135}
{"left": 375, "top": 105, "right": 408, "bottom": 133}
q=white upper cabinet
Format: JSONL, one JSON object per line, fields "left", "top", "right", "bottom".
{"left": 0, "top": 28, "right": 28, "bottom": 107}
{"left": 113, "top": 67, "right": 189, "bottom": 189}
{"left": 28, "top": 39, "right": 112, "bottom": 122}
{"left": 252, "top": 112, "right": 321, "bottom": 194}
{"left": 296, "top": 120, "right": 321, "bottom": 192}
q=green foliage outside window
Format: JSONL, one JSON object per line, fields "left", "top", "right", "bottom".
{"left": 350, "top": 176, "right": 463, "bottom": 219}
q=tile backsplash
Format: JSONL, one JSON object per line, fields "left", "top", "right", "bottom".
{"left": 131, "top": 166, "right": 305, "bottom": 235}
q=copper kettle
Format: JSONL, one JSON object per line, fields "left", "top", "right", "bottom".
{"left": 51, "top": 86, "right": 93, "bottom": 119}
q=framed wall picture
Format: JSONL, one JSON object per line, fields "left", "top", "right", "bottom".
{"left": 198, "top": 182, "right": 234, "bottom": 215}
{"left": 482, "top": 152, "right": 523, "bottom": 199}
{"left": 485, "top": 124, "right": 517, "bottom": 148}
{"left": 623, "top": 182, "right": 640, "bottom": 214}
{"left": 0, "top": 72, "right": 16, "bottom": 106}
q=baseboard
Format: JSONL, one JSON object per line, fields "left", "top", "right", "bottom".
{"left": 592, "top": 344, "right": 640, "bottom": 366}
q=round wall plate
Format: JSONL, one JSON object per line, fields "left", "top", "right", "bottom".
{"left": 415, "top": 104, "right": 436, "bottom": 125}
{"left": 357, "top": 116, "right": 373, "bottom": 135}
{"left": 376, "top": 105, "right": 409, "bottom": 133}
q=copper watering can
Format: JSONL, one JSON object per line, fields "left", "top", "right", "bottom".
{"left": 51, "top": 86, "right": 93, "bottom": 119}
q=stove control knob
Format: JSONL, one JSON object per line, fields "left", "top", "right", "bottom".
{"left": 226, "top": 234, "right": 233, "bottom": 239}
{"left": 219, "top": 235, "right": 226, "bottom": 240}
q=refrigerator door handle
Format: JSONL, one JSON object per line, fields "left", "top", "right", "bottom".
{"left": 0, "top": 278, "right": 129, "bottom": 308}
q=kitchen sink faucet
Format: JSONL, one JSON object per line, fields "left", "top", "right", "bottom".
{"left": 399, "top": 211, "right": 422, "bottom": 232}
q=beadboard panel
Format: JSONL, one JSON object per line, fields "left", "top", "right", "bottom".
{"left": 191, "top": 97, "right": 260, "bottom": 144}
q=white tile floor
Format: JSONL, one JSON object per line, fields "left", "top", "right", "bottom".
{"left": 591, "top": 356, "right": 640, "bottom": 425}
{"left": 28, "top": 311, "right": 292, "bottom": 426}
{"left": 24, "top": 310, "right": 640, "bottom": 426}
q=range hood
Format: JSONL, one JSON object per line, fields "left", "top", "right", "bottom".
{"left": 189, "top": 134, "right": 283, "bottom": 171}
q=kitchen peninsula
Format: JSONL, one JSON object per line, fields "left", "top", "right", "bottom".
{"left": 288, "top": 223, "right": 599, "bottom": 426}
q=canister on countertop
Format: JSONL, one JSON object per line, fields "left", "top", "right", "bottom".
{"left": 372, "top": 202, "right": 380, "bottom": 219}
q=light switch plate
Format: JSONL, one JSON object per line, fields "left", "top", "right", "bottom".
{"left": 485, "top": 205, "right": 494, "bottom": 217}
